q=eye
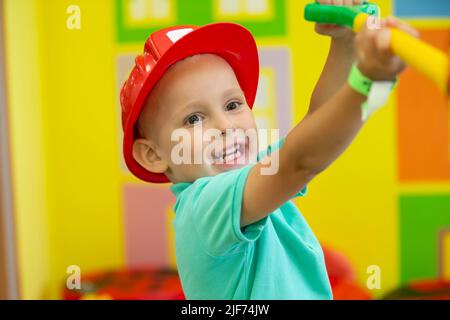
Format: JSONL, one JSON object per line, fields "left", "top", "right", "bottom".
{"left": 184, "top": 113, "right": 203, "bottom": 126}
{"left": 225, "top": 101, "right": 242, "bottom": 112}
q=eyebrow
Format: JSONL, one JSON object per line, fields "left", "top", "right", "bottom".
{"left": 171, "top": 100, "right": 205, "bottom": 120}
{"left": 173, "top": 87, "right": 244, "bottom": 118}
{"left": 222, "top": 87, "right": 244, "bottom": 99}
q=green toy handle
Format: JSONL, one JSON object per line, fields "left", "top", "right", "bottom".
{"left": 304, "top": 2, "right": 379, "bottom": 28}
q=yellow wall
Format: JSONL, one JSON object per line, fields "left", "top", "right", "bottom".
{"left": 4, "top": 0, "right": 50, "bottom": 299}
{"left": 40, "top": 0, "right": 125, "bottom": 299}
{"left": 5, "top": 0, "right": 125, "bottom": 299}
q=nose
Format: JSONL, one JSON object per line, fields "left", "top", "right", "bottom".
{"left": 214, "top": 112, "right": 236, "bottom": 135}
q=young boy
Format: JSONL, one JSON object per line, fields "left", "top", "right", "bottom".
{"left": 120, "top": 1, "right": 417, "bottom": 299}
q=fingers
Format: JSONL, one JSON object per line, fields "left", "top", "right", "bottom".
{"left": 384, "top": 16, "right": 420, "bottom": 38}
{"left": 315, "top": 0, "right": 368, "bottom": 38}
{"left": 375, "top": 28, "right": 393, "bottom": 58}
{"left": 355, "top": 16, "right": 410, "bottom": 80}
{"left": 360, "top": 21, "right": 392, "bottom": 60}
{"left": 316, "top": 0, "right": 364, "bottom": 5}
{"left": 315, "top": 0, "right": 331, "bottom": 4}
{"left": 370, "top": 16, "right": 418, "bottom": 59}
{"left": 355, "top": 27, "right": 374, "bottom": 64}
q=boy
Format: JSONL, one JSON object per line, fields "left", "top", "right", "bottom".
{"left": 120, "top": 1, "right": 417, "bottom": 299}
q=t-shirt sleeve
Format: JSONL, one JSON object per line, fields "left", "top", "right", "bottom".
{"left": 189, "top": 165, "right": 268, "bottom": 257}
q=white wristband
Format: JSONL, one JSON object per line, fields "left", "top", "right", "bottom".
{"left": 361, "top": 81, "right": 396, "bottom": 122}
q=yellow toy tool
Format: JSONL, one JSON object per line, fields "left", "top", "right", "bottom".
{"left": 304, "top": 2, "right": 449, "bottom": 95}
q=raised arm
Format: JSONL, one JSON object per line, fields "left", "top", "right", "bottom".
{"left": 308, "top": 36, "right": 356, "bottom": 115}
{"left": 308, "top": 0, "right": 363, "bottom": 115}
{"left": 241, "top": 17, "right": 417, "bottom": 227}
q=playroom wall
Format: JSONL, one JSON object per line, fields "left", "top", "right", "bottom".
{"left": 3, "top": 0, "right": 51, "bottom": 299}
{"left": 3, "top": 0, "right": 449, "bottom": 299}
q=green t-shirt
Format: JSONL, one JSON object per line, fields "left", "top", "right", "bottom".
{"left": 169, "top": 138, "right": 333, "bottom": 299}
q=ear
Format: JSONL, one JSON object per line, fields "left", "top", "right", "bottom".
{"left": 132, "top": 138, "right": 169, "bottom": 174}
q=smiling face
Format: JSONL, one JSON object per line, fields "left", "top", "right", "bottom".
{"left": 132, "top": 54, "right": 259, "bottom": 183}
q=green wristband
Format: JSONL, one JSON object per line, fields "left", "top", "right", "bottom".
{"left": 348, "top": 64, "right": 397, "bottom": 122}
{"left": 348, "top": 64, "right": 372, "bottom": 96}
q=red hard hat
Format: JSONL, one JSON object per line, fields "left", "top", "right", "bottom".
{"left": 120, "top": 23, "right": 259, "bottom": 183}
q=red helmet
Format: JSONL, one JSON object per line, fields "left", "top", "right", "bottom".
{"left": 120, "top": 23, "right": 259, "bottom": 183}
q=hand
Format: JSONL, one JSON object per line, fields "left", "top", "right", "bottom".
{"left": 355, "top": 17, "right": 419, "bottom": 80}
{"left": 315, "top": 0, "right": 365, "bottom": 39}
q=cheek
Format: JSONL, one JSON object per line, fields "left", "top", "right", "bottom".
{"left": 192, "top": 133, "right": 204, "bottom": 155}
{"left": 164, "top": 127, "right": 187, "bottom": 163}
{"left": 162, "top": 141, "right": 175, "bottom": 163}
{"left": 240, "top": 108, "right": 257, "bottom": 129}
{"left": 184, "top": 129, "right": 208, "bottom": 164}
{"left": 167, "top": 127, "right": 209, "bottom": 164}
{"left": 241, "top": 111, "right": 259, "bottom": 154}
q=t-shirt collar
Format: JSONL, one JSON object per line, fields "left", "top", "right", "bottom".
{"left": 170, "top": 182, "right": 191, "bottom": 197}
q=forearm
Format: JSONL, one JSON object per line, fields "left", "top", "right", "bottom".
{"left": 282, "top": 83, "right": 366, "bottom": 175}
{"left": 309, "top": 37, "right": 356, "bottom": 114}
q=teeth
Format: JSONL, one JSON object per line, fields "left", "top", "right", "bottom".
{"left": 213, "top": 144, "right": 244, "bottom": 163}
{"left": 224, "top": 152, "right": 236, "bottom": 163}
{"left": 225, "top": 147, "right": 242, "bottom": 163}
{"left": 224, "top": 146, "right": 238, "bottom": 157}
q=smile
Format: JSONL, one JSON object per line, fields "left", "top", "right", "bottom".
{"left": 212, "top": 142, "right": 246, "bottom": 165}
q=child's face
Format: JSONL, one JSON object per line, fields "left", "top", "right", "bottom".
{"left": 133, "top": 54, "right": 259, "bottom": 183}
